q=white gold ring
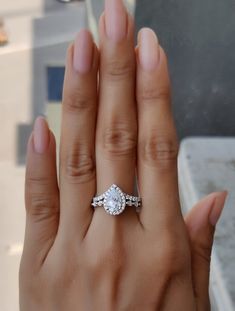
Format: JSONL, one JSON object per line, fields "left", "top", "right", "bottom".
{"left": 92, "top": 184, "right": 142, "bottom": 216}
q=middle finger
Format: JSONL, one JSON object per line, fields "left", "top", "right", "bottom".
{"left": 96, "top": 0, "right": 137, "bottom": 213}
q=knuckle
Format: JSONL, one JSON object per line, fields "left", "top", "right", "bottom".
{"left": 192, "top": 239, "right": 212, "bottom": 264}
{"left": 102, "top": 125, "right": 137, "bottom": 157}
{"left": 63, "top": 88, "right": 94, "bottom": 113}
{"left": 27, "top": 193, "right": 58, "bottom": 222}
{"left": 105, "top": 59, "right": 134, "bottom": 81}
{"left": 138, "top": 85, "right": 171, "bottom": 104}
{"left": 65, "top": 145, "right": 95, "bottom": 183}
{"left": 25, "top": 175, "right": 54, "bottom": 196}
{"left": 25, "top": 175, "right": 58, "bottom": 220}
{"left": 140, "top": 134, "right": 178, "bottom": 169}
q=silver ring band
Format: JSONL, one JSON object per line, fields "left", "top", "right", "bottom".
{"left": 92, "top": 184, "right": 142, "bottom": 216}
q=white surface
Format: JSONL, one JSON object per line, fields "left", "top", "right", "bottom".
{"left": 179, "top": 137, "right": 235, "bottom": 311}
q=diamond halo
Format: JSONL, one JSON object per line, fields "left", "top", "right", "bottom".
{"left": 92, "top": 184, "right": 141, "bottom": 216}
{"left": 103, "top": 184, "right": 126, "bottom": 215}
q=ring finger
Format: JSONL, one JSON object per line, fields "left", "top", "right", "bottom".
{"left": 95, "top": 0, "right": 137, "bottom": 220}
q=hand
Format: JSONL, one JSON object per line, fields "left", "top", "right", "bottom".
{"left": 19, "top": 0, "right": 227, "bottom": 310}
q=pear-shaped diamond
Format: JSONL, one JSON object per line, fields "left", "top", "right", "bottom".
{"left": 103, "top": 185, "right": 126, "bottom": 215}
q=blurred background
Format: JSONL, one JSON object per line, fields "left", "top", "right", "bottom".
{"left": 0, "top": 0, "right": 235, "bottom": 310}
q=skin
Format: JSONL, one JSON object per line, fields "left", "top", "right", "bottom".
{"left": 19, "top": 1, "right": 227, "bottom": 310}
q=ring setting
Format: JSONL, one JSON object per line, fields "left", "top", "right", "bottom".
{"left": 92, "top": 184, "right": 142, "bottom": 216}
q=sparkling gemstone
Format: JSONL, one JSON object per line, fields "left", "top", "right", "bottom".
{"left": 104, "top": 186, "right": 125, "bottom": 215}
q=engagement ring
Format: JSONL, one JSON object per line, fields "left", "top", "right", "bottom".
{"left": 92, "top": 184, "right": 142, "bottom": 216}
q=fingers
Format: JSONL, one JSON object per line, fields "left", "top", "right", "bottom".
{"left": 60, "top": 30, "right": 98, "bottom": 237}
{"left": 185, "top": 192, "right": 227, "bottom": 310}
{"left": 95, "top": 0, "right": 137, "bottom": 203}
{"left": 59, "top": 30, "right": 99, "bottom": 239}
{"left": 136, "top": 28, "right": 180, "bottom": 228}
{"left": 24, "top": 117, "right": 59, "bottom": 266}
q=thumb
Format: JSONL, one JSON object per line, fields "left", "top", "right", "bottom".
{"left": 185, "top": 191, "right": 227, "bottom": 310}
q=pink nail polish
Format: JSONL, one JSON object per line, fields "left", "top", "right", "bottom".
{"left": 33, "top": 117, "right": 50, "bottom": 154}
{"left": 209, "top": 191, "right": 228, "bottom": 226}
{"left": 138, "top": 28, "right": 160, "bottom": 72}
{"left": 73, "top": 29, "right": 94, "bottom": 73}
{"left": 105, "top": 0, "right": 127, "bottom": 42}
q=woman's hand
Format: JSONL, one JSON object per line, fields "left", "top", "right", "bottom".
{"left": 19, "top": 0, "right": 227, "bottom": 310}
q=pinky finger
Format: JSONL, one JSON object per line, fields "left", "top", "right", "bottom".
{"left": 22, "top": 117, "right": 59, "bottom": 267}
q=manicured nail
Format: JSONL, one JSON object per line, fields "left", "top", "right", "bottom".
{"left": 138, "top": 28, "right": 160, "bottom": 72}
{"left": 33, "top": 117, "right": 50, "bottom": 154}
{"left": 209, "top": 191, "right": 228, "bottom": 226}
{"left": 73, "top": 29, "right": 94, "bottom": 73}
{"left": 105, "top": 0, "right": 127, "bottom": 42}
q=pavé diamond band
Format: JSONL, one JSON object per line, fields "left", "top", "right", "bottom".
{"left": 92, "top": 184, "right": 142, "bottom": 216}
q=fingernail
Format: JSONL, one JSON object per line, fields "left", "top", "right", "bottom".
{"left": 105, "top": 0, "right": 127, "bottom": 42}
{"left": 33, "top": 117, "right": 50, "bottom": 154}
{"left": 209, "top": 191, "right": 228, "bottom": 226}
{"left": 73, "top": 29, "right": 94, "bottom": 73}
{"left": 138, "top": 28, "right": 160, "bottom": 72}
